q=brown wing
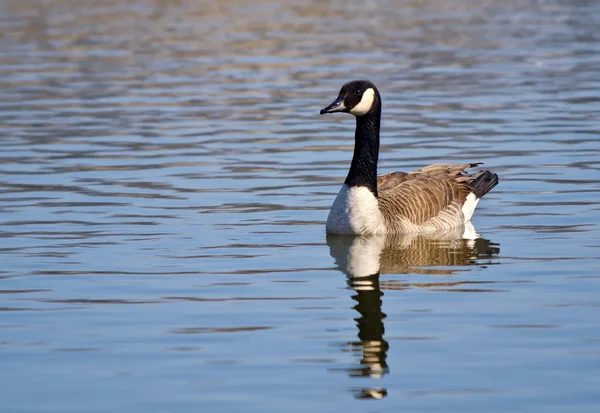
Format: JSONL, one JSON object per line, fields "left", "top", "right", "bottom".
{"left": 376, "top": 163, "right": 477, "bottom": 226}
{"left": 377, "top": 171, "right": 412, "bottom": 190}
{"left": 409, "top": 162, "right": 482, "bottom": 178}
{"left": 377, "top": 163, "right": 482, "bottom": 189}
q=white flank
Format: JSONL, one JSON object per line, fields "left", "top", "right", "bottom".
{"left": 461, "top": 192, "right": 480, "bottom": 222}
{"left": 349, "top": 88, "right": 375, "bottom": 116}
{"left": 326, "top": 184, "right": 384, "bottom": 235}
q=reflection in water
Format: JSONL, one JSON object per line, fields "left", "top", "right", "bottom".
{"left": 345, "top": 271, "right": 389, "bottom": 400}
{"left": 327, "top": 226, "right": 500, "bottom": 399}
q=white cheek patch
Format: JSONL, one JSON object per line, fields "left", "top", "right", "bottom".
{"left": 349, "top": 88, "right": 375, "bottom": 116}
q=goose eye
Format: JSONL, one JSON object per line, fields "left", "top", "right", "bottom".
{"left": 354, "top": 90, "right": 362, "bottom": 96}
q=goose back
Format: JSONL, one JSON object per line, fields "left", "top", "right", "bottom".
{"left": 376, "top": 163, "right": 487, "bottom": 233}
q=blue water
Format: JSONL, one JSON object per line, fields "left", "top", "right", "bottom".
{"left": 1, "top": 1, "right": 600, "bottom": 412}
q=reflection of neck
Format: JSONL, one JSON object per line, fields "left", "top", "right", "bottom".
{"left": 350, "top": 274, "right": 386, "bottom": 342}
{"left": 348, "top": 273, "right": 389, "bottom": 379}
{"left": 345, "top": 106, "right": 381, "bottom": 197}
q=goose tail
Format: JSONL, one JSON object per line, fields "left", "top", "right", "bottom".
{"left": 470, "top": 170, "right": 499, "bottom": 199}
{"left": 462, "top": 170, "right": 499, "bottom": 221}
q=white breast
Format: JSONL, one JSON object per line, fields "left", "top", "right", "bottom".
{"left": 326, "top": 184, "right": 385, "bottom": 235}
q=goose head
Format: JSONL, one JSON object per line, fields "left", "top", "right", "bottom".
{"left": 320, "top": 80, "right": 381, "bottom": 117}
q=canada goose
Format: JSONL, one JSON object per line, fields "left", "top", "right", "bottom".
{"left": 320, "top": 80, "right": 499, "bottom": 235}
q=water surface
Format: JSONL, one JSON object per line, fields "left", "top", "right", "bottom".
{"left": 1, "top": 1, "right": 600, "bottom": 412}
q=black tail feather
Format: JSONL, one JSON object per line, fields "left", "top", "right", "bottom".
{"left": 469, "top": 170, "right": 499, "bottom": 199}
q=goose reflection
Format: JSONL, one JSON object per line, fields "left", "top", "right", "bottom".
{"left": 327, "top": 224, "right": 500, "bottom": 400}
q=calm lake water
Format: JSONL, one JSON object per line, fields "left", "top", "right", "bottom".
{"left": 1, "top": 1, "right": 599, "bottom": 412}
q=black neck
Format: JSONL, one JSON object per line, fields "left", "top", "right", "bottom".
{"left": 344, "top": 105, "right": 381, "bottom": 197}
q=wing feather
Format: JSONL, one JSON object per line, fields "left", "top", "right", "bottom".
{"left": 376, "top": 163, "right": 480, "bottom": 228}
